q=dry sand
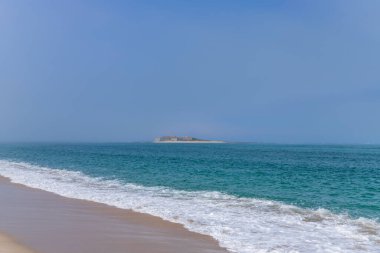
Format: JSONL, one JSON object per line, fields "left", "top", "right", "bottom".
{"left": 0, "top": 233, "right": 35, "bottom": 253}
{"left": 0, "top": 176, "right": 229, "bottom": 253}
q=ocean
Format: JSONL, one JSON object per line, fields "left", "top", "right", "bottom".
{"left": 0, "top": 143, "right": 379, "bottom": 253}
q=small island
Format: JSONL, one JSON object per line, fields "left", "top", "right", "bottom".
{"left": 154, "top": 136, "right": 225, "bottom": 143}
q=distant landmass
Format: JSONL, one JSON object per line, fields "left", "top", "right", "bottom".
{"left": 154, "top": 136, "right": 225, "bottom": 143}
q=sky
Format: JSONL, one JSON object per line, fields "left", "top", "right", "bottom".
{"left": 0, "top": 0, "right": 379, "bottom": 143}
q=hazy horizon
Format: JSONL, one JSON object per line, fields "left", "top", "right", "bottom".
{"left": 1, "top": 1, "right": 380, "bottom": 144}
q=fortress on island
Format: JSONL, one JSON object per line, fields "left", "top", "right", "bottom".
{"left": 154, "top": 136, "right": 225, "bottom": 143}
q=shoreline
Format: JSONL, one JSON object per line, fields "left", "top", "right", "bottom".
{"left": 0, "top": 176, "right": 229, "bottom": 253}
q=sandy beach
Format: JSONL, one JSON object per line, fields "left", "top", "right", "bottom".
{"left": 0, "top": 176, "right": 228, "bottom": 253}
{"left": 0, "top": 233, "right": 35, "bottom": 253}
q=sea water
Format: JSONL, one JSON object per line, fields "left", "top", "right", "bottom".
{"left": 0, "top": 143, "right": 379, "bottom": 253}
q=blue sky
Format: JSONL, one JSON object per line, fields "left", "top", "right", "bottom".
{"left": 0, "top": 0, "right": 379, "bottom": 143}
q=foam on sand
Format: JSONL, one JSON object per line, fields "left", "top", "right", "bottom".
{"left": 0, "top": 160, "right": 379, "bottom": 253}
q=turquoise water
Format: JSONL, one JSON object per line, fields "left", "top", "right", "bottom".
{"left": 1, "top": 143, "right": 379, "bottom": 219}
{"left": 0, "top": 143, "right": 379, "bottom": 252}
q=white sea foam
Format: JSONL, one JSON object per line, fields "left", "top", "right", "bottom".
{"left": 0, "top": 160, "right": 379, "bottom": 253}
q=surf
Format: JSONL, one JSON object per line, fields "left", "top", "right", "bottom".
{"left": 0, "top": 160, "right": 379, "bottom": 253}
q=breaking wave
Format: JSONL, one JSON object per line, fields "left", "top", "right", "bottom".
{"left": 0, "top": 160, "right": 379, "bottom": 253}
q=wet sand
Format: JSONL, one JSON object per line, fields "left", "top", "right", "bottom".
{"left": 0, "top": 176, "right": 228, "bottom": 253}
